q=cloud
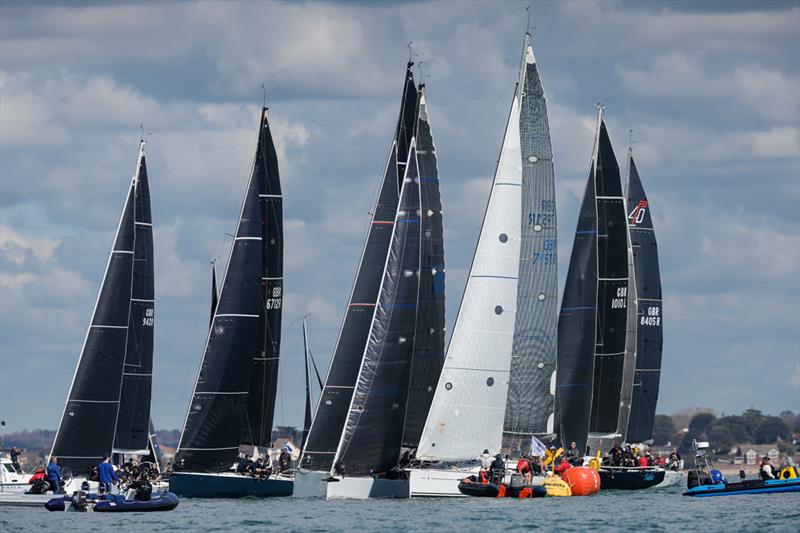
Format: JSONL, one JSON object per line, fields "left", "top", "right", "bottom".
{"left": 1, "top": 0, "right": 798, "bottom": 431}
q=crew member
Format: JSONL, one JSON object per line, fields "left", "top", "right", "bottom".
{"left": 47, "top": 456, "right": 62, "bottom": 494}
{"left": 279, "top": 447, "right": 291, "bottom": 473}
{"left": 130, "top": 473, "right": 153, "bottom": 501}
{"left": 517, "top": 454, "right": 532, "bottom": 484}
{"left": 759, "top": 457, "right": 775, "bottom": 480}
{"left": 489, "top": 454, "right": 505, "bottom": 484}
{"left": 98, "top": 456, "right": 120, "bottom": 493}
{"left": 566, "top": 441, "right": 582, "bottom": 466}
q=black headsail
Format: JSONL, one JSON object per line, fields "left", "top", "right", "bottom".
{"left": 210, "top": 261, "right": 218, "bottom": 329}
{"left": 241, "top": 106, "right": 283, "bottom": 449}
{"left": 113, "top": 143, "right": 155, "bottom": 454}
{"left": 334, "top": 141, "right": 422, "bottom": 476}
{"left": 402, "top": 85, "right": 446, "bottom": 449}
{"left": 175, "top": 107, "right": 279, "bottom": 472}
{"left": 302, "top": 64, "right": 418, "bottom": 472}
{"left": 555, "top": 110, "right": 629, "bottom": 453}
{"left": 624, "top": 156, "right": 663, "bottom": 442}
{"left": 50, "top": 144, "right": 140, "bottom": 473}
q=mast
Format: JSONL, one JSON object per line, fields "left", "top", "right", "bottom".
{"left": 113, "top": 140, "right": 155, "bottom": 454}
{"left": 50, "top": 143, "right": 140, "bottom": 473}
{"left": 301, "top": 316, "right": 313, "bottom": 450}
{"left": 417, "top": 62, "right": 524, "bottom": 462}
{"left": 332, "top": 139, "right": 422, "bottom": 476}
{"left": 504, "top": 31, "right": 558, "bottom": 448}
{"left": 301, "top": 64, "right": 418, "bottom": 472}
{"left": 175, "top": 107, "right": 279, "bottom": 472}
{"left": 624, "top": 155, "right": 663, "bottom": 442}
{"left": 401, "top": 83, "right": 446, "bottom": 449}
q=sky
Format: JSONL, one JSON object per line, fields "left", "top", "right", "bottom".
{"left": 1, "top": 0, "right": 798, "bottom": 435}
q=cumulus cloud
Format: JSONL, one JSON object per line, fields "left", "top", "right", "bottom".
{"left": 1, "top": 0, "right": 798, "bottom": 430}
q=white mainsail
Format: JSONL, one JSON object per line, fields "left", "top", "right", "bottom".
{"left": 416, "top": 95, "right": 523, "bottom": 461}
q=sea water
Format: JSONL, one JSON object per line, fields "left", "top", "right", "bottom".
{"left": 3, "top": 484, "right": 798, "bottom": 532}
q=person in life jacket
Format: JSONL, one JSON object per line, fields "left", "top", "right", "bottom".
{"left": 98, "top": 456, "right": 120, "bottom": 493}
{"left": 759, "top": 457, "right": 776, "bottom": 480}
{"left": 516, "top": 454, "right": 532, "bottom": 484}
{"left": 553, "top": 455, "right": 572, "bottom": 476}
{"left": 129, "top": 473, "right": 153, "bottom": 501}
{"left": 638, "top": 453, "right": 650, "bottom": 467}
{"left": 46, "top": 457, "right": 62, "bottom": 494}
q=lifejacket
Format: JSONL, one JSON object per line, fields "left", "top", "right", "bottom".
{"left": 638, "top": 456, "right": 649, "bottom": 467}
{"left": 517, "top": 459, "right": 530, "bottom": 474}
{"left": 554, "top": 461, "right": 572, "bottom": 475}
{"left": 29, "top": 468, "right": 47, "bottom": 483}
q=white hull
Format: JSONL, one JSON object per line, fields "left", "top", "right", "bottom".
{"left": 654, "top": 470, "right": 684, "bottom": 488}
{"left": 408, "top": 467, "right": 474, "bottom": 498}
{"left": 0, "top": 477, "right": 101, "bottom": 507}
{"left": 408, "top": 467, "right": 546, "bottom": 498}
{"left": 293, "top": 471, "right": 409, "bottom": 499}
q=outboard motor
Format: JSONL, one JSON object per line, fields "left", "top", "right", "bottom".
{"left": 510, "top": 474, "right": 525, "bottom": 489}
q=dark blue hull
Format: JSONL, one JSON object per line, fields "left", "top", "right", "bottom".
{"left": 684, "top": 478, "right": 800, "bottom": 497}
{"left": 168, "top": 472, "right": 293, "bottom": 498}
{"left": 599, "top": 468, "right": 665, "bottom": 490}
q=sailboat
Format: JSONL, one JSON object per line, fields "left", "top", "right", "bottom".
{"left": 169, "top": 105, "right": 287, "bottom": 498}
{"left": 408, "top": 31, "right": 557, "bottom": 498}
{"left": 296, "top": 62, "right": 445, "bottom": 499}
{"left": 50, "top": 139, "right": 155, "bottom": 475}
{"left": 554, "top": 107, "right": 630, "bottom": 456}
{"left": 621, "top": 152, "right": 663, "bottom": 444}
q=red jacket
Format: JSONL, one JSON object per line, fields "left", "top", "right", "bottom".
{"left": 638, "top": 456, "right": 649, "bottom": 467}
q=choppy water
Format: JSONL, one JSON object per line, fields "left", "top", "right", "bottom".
{"left": 3, "top": 484, "right": 798, "bottom": 532}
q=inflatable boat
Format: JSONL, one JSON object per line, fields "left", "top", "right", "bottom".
{"left": 458, "top": 475, "right": 547, "bottom": 499}
{"left": 45, "top": 491, "right": 179, "bottom": 512}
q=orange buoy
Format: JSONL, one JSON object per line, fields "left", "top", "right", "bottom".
{"left": 560, "top": 466, "right": 601, "bottom": 496}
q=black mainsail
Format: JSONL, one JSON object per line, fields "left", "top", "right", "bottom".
{"left": 241, "top": 108, "right": 284, "bottom": 448}
{"left": 555, "top": 110, "right": 629, "bottom": 452}
{"left": 624, "top": 155, "right": 663, "bottom": 442}
{"left": 302, "top": 65, "right": 418, "bottom": 472}
{"left": 334, "top": 142, "right": 422, "bottom": 476}
{"left": 51, "top": 142, "right": 147, "bottom": 472}
{"left": 175, "top": 107, "right": 282, "bottom": 471}
{"left": 402, "top": 86, "right": 446, "bottom": 449}
{"left": 113, "top": 145, "right": 155, "bottom": 454}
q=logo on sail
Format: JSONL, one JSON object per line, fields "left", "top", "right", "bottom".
{"left": 628, "top": 200, "right": 648, "bottom": 226}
